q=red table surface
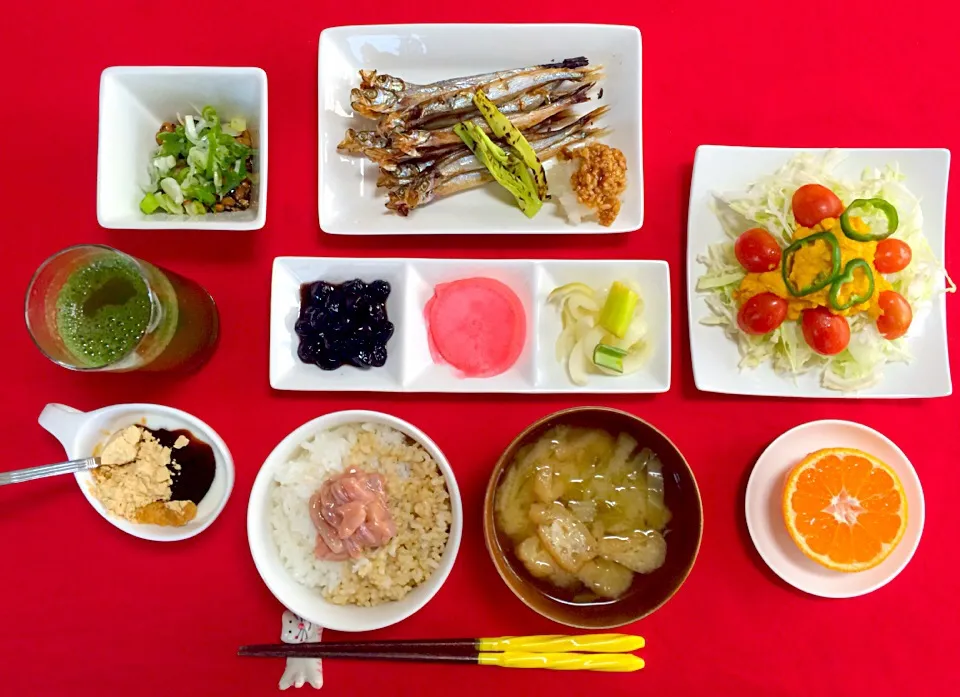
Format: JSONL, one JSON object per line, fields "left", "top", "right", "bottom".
{"left": 2, "top": 2, "right": 958, "bottom": 695}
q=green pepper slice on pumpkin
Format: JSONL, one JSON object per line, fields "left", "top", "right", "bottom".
{"left": 828, "top": 258, "right": 875, "bottom": 311}
{"left": 781, "top": 231, "right": 842, "bottom": 297}
{"left": 840, "top": 198, "right": 899, "bottom": 242}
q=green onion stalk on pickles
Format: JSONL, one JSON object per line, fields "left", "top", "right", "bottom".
{"left": 453, "top": 90, "right": 547, "bottom": 218}
{"left": 593, "top": 344, "right": 628, "bottom": 373}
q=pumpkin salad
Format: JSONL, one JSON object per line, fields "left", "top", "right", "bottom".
{"left": 697, "top": 151, "right": 954, "bottom": 392}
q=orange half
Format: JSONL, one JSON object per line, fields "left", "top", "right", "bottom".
{"left": 782, "top": 448, "right": 907, "bottom": 572}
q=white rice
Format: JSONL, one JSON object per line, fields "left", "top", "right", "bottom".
{"left": 268, "top": 422, "right": 451, "bottom": 605}
{"left": 269, "top": 425, "right": 359, "bottom": 591}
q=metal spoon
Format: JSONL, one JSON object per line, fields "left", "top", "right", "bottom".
{"left": 0, "top": 458, "right": 100, "bottom": 486}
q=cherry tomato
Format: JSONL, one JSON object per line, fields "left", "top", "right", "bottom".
{"left": 792, "top": 184, "right": 844, "bottom": 227}
{"left": 874, "top": 239, "right": 912, "bottom": 274}
{"left": 876, "top": 290, "right": 912, "bottom": 340}
{"left": 735, "top": 228, "right": 782, "bottom": 273}
{"left": 737, "top": 293, "right": 788, "bottom": 335}
{"left": 801, "top": 307, "right": 851, "bottom": 355}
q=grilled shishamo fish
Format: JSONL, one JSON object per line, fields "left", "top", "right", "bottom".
{"left": 340, "top": 57, "right": 612, "bottom": 218}
{"left": 351, "top": 57, "right": 589, "bottom": 117}
{"left": 375, "top": 65, "right": 601, "bottom": 134}
{"left": 386, "top": 107, "right": 609, "bottom": 216}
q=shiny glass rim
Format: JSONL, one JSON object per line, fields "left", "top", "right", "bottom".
{"left": 24, "top": 243, "right": 161, "bottom": 372}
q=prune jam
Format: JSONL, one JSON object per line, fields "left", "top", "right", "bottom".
{"left": 296, "top": 279, "right": 394, "bottom": 370}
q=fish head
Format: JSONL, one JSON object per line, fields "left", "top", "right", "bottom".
{"left": 350, "top": 87, "right": 398, "bottom": 115}
{"left": 389, "top": 130, "right": 430, "bottom": 155}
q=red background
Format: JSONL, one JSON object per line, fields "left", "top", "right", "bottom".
{"left": 1, "top": 2, "right": 957, "bottom": 696}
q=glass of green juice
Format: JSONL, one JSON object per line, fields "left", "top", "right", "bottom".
{"left": 25, "top": 245, "right": 219, "bottom": 372}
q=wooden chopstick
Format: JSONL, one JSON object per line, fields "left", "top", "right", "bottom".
{"left": 237, "top": 634, "right": 646, "bottom": 672}
{"left": 239, "top": 633, "right": 643, "bottom": 657}
{"left": 238, "top": 646, "right": 643, "bottom": 672}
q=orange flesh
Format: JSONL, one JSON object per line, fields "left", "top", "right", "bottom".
{"left": 783, "top": 449, "right": 906, "bottom": 571}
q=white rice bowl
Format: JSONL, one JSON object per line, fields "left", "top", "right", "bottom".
{"left": 270, "top": 422, "right": 452, "bottom": 605}
{"left": 247, "top": 410, "right": 463, "bottom": 632}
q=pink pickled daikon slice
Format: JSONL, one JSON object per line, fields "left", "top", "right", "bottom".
{"left": 425, "top": 277, "right": 526, "bottom": 378}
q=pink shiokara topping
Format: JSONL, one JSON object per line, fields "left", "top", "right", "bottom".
{"left": 309, "top": 468, "right": 397, "bottom": 561}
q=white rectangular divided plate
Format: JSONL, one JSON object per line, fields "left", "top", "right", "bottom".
{"left": 271, "top": 258, "right": 670, "bottom": 393}
{"left": 318, "top": 24, "right": 642, "bottom": 235}
{"left": 687, "top": 146, "right": 951, "bottom": 399}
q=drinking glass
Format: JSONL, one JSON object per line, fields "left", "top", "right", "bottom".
{"left": 26, "top": 245, "right": 219, "bottom": 372}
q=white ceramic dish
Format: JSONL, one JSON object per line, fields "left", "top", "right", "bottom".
{"left": 745, "top": 419, "right": 924, "bottom": 598}
{"left": 38, "top": 403, "right": 234, "bottom": 542}
{"left": 318, "top": 23, "right": 642, "bottom": 235}
{"left": 97, "top": 66, "right": 268, "bottom": 230}
{"left": 246, "top": 410, "right": 462, "bottom": 632}
{"left": 686, "top": 146, "right": 951, "bottom": 398}
{"left": 270, "top": 257, "right": 671, "bottom": 393}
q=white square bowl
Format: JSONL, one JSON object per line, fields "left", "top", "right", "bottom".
{"left": 687, "top": 146, "right": 951, "bottom": 399}
{"left": 318, "top": 24, "right": 642, "bottom": 235}
{"left": 97, "top": 66, "right": 268, "bottom": 230}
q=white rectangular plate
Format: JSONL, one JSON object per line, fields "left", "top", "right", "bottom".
{"left": 318, "top": 24, "right": 642, "bottom": 235}
{"left": 687, "top": 145, "right": 951, "bottom": 399}
{"left": 271, "top": 257, "right": 670, "bottom": 393}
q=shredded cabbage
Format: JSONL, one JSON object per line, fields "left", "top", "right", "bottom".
{"left": 696, "top": 149, "right": 953, "bottom": 392}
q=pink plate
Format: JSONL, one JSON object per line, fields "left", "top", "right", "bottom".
{"left": 745, "top": 419, "right": 924, "bottom": 598}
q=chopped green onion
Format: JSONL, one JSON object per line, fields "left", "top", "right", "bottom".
{"left": 593, "top": 344, "right": 628, "bottom": 372}
{"left": 184, "top": 200, "right": 206, "bottom": 216}
{"left": 155, "top": 192, "right": 183, "bottom": 215}
{"left": 139, "top": 192, "right": 161, "bottom": 214}
{"left": 201, "top": 105, "right": 219, "bottom": 126}
{"left": 159, "top": 177, "right": 183, "bottom": 204}
{"left": 142, "top": 106, "right": 250, "bottom": 215}
{"left": 599, "top": 282, "right": 640, "bottom": 338}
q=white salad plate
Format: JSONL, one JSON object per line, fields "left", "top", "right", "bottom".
{"left": 97, "top": 66, "right": 268, "bottom": 230}
{"left": 687, "top": 146, "right": 951, "bottom": 399}
{"left": 270, "top": 257, "right": 670, "bottom": 393}
{"left": 745, "top": 419, "right": 924, "bottom": 598}
{"left": 318, "top": 23, "right": 642, "bottom": 235}
{"left": 38, "top": 402, "right": 235, "bottom": 542}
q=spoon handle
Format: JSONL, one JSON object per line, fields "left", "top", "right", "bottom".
{"left": 0, "top": 458, "right": 99, "bottom": 486}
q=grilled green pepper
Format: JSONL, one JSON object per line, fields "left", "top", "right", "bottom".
{"left": 828, "top": 259, "right": 875, "bottom": 311}
{"left": 840, "top": 198, "right": 899, "bottom": 241}
{"left": 781, "top": 231, "right": 842, "bottom": 296}
{"left": 454, "top": 122, "right": 542, "bottom": 218}
{"left": 473, "top": 90, "right": 547, "bottom": 201}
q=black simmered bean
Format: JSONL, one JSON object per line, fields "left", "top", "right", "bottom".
{"left": 297, "top": 279, "right": 393, "bottom": 371}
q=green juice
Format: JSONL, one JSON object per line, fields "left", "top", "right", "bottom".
{"left": 56, "top": 257, "right": 154, "bottom": 368}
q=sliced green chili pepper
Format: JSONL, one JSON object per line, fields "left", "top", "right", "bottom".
{"left": 828, "top": 259, "right": 875, "bottom": 311}
{"left": 840, "top": 198, "right": 899, "bottom": 241}
{"left": 781, "top": 231, "right": 842, "bottom": 297}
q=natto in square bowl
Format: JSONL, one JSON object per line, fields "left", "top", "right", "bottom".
{"left": 97, "top": 66, "right": 267, "bottom": 230}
